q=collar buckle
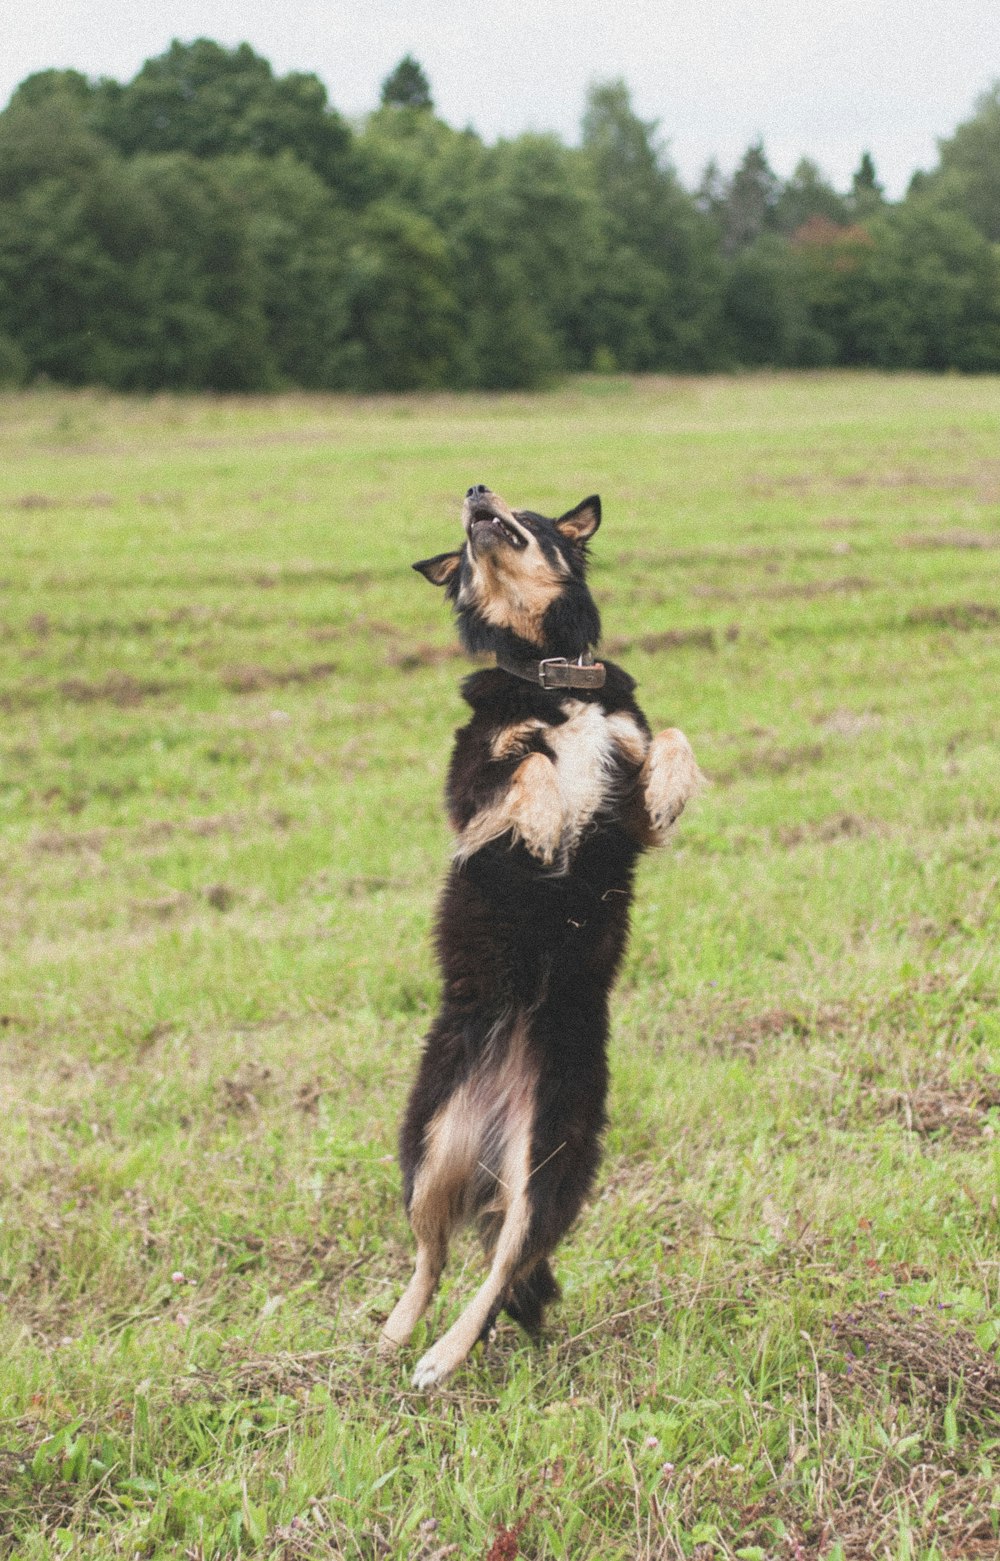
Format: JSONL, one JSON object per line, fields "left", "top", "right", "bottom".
{"left": 538, "top": 655, "right": 606, "bottom": 690}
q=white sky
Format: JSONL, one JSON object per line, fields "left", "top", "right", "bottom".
{"left": 3, "top": 0, "right": 999, "bottom": 197}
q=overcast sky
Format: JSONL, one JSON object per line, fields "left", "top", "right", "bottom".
{"left": 4, "top": 0, "right": 999, "bottom": 196}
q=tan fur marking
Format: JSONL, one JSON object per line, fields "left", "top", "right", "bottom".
{"left": 379, "top": 1239, "right": 444, "bottom": 1353}
{"left": 460, "top": 705, "right": 650, "bottom": 869}
{"left": 490, "top": 719, "right": 545, "bottom": 761}
{"left": 475, "top": 549, "right": 564, "bottom": 644}
{"left": 629, "top": 727, "right": 704, "bottom": 846}
{"left": 379, "top": 1084, "right": 477, "bottom": 1352}
{"left": 411, "top": 1039, "right": 537, "bottom": 1390}
{"left": 555, "top": 499, "right": 600, "bottom": 543}
{"left": 456, "top": 751, "right": 564, "bottom": 865}
{"left": 605, "top": 710, "right": 650, "bottom": 768}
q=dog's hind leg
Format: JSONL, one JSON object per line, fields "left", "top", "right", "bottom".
{"left": 412, "top": 1110, "right": 535, "bottom": 1390}
{"left": 477, "top": 1213, "right": 560, "bottom": 1342}
{"left": 379, "top": 1088, "right": 476, "bottom": 1356}
{"left": 379, "top": 1233, "right": 447, "bottom": 1356}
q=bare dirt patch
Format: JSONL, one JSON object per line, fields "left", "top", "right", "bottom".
{"left": 217, "top": 1063, "right": 276, "bottom": 1116}
{"left": 32, "top": 810, "right": 289, "bottom": 855}
{"left": 906, "top": 602, "right": 1000, "bottom": 631}
{"left": 778, "top": 813, "right": 878, "bottom": 847}
{"left": 714, "top": 741, "right": 826, "bottom": 784}
{"left": 713, "top": 1005, "right": 818, "bottom": 1059}
{"left": 386, "top": 640, "right": 465, "bottom": 671}
{"left": 59, "top": 672, "right": 173, "bottom": 706}
{"left": 898, "top": 530, "right": 1000, "bottom": 551}
{"left": 221, "top": 660, "right": 338, "bottom": 693}
{"left": 9, "top": 491, "right": 115, "bottom": 510}
{"left": 604, "top": 626, "right": 720, "bottom": 654}
{"left": 770, "top": 574, "right": 872, "bottom": 600}
{"left": 816, "top": 709, "right": 883, "bottom": 738}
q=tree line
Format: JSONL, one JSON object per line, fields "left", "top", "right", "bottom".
{"left": 2, "top": 41, "right": 1000, "bottom": 391}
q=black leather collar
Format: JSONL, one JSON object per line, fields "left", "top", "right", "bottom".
{"left": 495, "top": 651, "right": 606, "bottom": 690}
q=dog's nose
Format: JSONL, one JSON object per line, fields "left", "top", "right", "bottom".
{"left": 466, "top": 484, "right": 489, "bottom": 499}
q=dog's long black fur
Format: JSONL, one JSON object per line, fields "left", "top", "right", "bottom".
{"left": 380, "top": 487, "right": 700, "bottom": 1389}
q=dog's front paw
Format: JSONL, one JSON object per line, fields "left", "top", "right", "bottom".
{"left": 509, "top": 752, "right": 564, "bottom": 865}
{"left": 642, "top": 728, "right": 704, "bottom": 842}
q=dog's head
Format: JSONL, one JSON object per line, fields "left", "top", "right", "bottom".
{"left": 413, "top": 485, "right": 601, "bottom": 661}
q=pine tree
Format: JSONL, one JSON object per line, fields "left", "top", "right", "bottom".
{"left": 850, "top": 151, "right": 885, "bottom": 215}
{"left": 380, "top": 56, "right": 433, "bottom": 112}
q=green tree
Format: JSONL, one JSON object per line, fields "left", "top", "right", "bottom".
{"left": 0, "top": 132, "right": 275, "bottom": 390}
{"left": 723, "top": 234, "right": 835, "bottom": 367}
{"left": 581, "top": 79, "right": 725, "bottom": 368}
{"left": 211, "top": 154, "right": 351, "bottom": 388}
{"left": 359, "top": 107, "right": 569, "bottom": 386}
{"left": 788, "top": 218, "right": 876, "bottom": 364}
{"left": 860, "top": 194, "right": 1000, "bottom": 368}
{"left": 91, "top": 39, "right": 359, "bottom": 195}
{"left": 849, "top": 151, "right": 885, "bottom": 216}
{"left": 775, "top": 158, "right": 847, "bottom": 234}
{"left": 0, "top": 90, "right": 108, "bottom": 200}
{"left": 8, "top": 68, "right": 96, "bottom": 112}
{"left": 933, "top": 83, "right": 1000, "bottom": 240}
{"left": 380, "top": 55, "right": 433, "bottom": 111}
{"left": 340, "top": 200, "right": 460, "bottom": 390}
{"left": 721, "top": 141, "right": 781, "bottom": 252}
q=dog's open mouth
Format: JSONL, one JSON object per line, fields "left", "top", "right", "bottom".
{"left": 469, "top": 506, "right": 527, "bottom": 549}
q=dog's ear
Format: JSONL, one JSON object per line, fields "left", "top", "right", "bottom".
{"left": 412, "top": 550, "right": 462, "bottom": 587}
{"left": 555, "top": 495, "right": 601, "bottom": 544}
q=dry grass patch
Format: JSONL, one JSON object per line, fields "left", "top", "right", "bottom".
{"left": 866, "top": 1069, "right": 1000, "bottom": 1144}
{"left": 832, "top": 1298, "right": 1000, "bottom": 1423}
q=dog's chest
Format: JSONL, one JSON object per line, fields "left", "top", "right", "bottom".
{"left": 541, "top": 700, "right": 617, "bottom": 838}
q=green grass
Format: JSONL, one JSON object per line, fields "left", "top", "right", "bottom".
{"left": 1, "top": 372, "right": 999, "bottom": 1560}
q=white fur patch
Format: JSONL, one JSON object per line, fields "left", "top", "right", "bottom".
{"left": 543, "top": 699, "right": 621, "bottom": 857}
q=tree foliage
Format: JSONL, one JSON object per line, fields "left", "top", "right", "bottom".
{"left": 380, "top": 55, "right": 433, "bottom": 112}
{"left": 933, "top": 82, "right": 1000, "bottom": 241}
{"left": 1, "top": 49, "right": 998, "bottom": 390}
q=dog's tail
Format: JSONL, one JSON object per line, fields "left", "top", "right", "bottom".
{"left": 504, "top": 1258, "right": 561, "bottom": 1337}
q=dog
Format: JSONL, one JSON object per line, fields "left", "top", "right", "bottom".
{"left": 379, "top": 485, "right": 702, "bottom": 1389}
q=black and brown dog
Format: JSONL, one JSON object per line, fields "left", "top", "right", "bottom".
{"left": 380, "top": 485, "right": 702, "bottom": 1389}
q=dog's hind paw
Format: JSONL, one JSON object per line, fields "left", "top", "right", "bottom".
{"left": 411, "top": 1346, "right": 455, "bottom": 1392}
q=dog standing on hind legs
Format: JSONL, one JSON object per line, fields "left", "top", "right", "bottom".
{"left": 380, "top": 485, "right": 703, "bottom": 1390}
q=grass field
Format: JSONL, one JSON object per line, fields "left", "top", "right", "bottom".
{"left": 1, "top": 373, "right": 998, "bottom": 1560}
